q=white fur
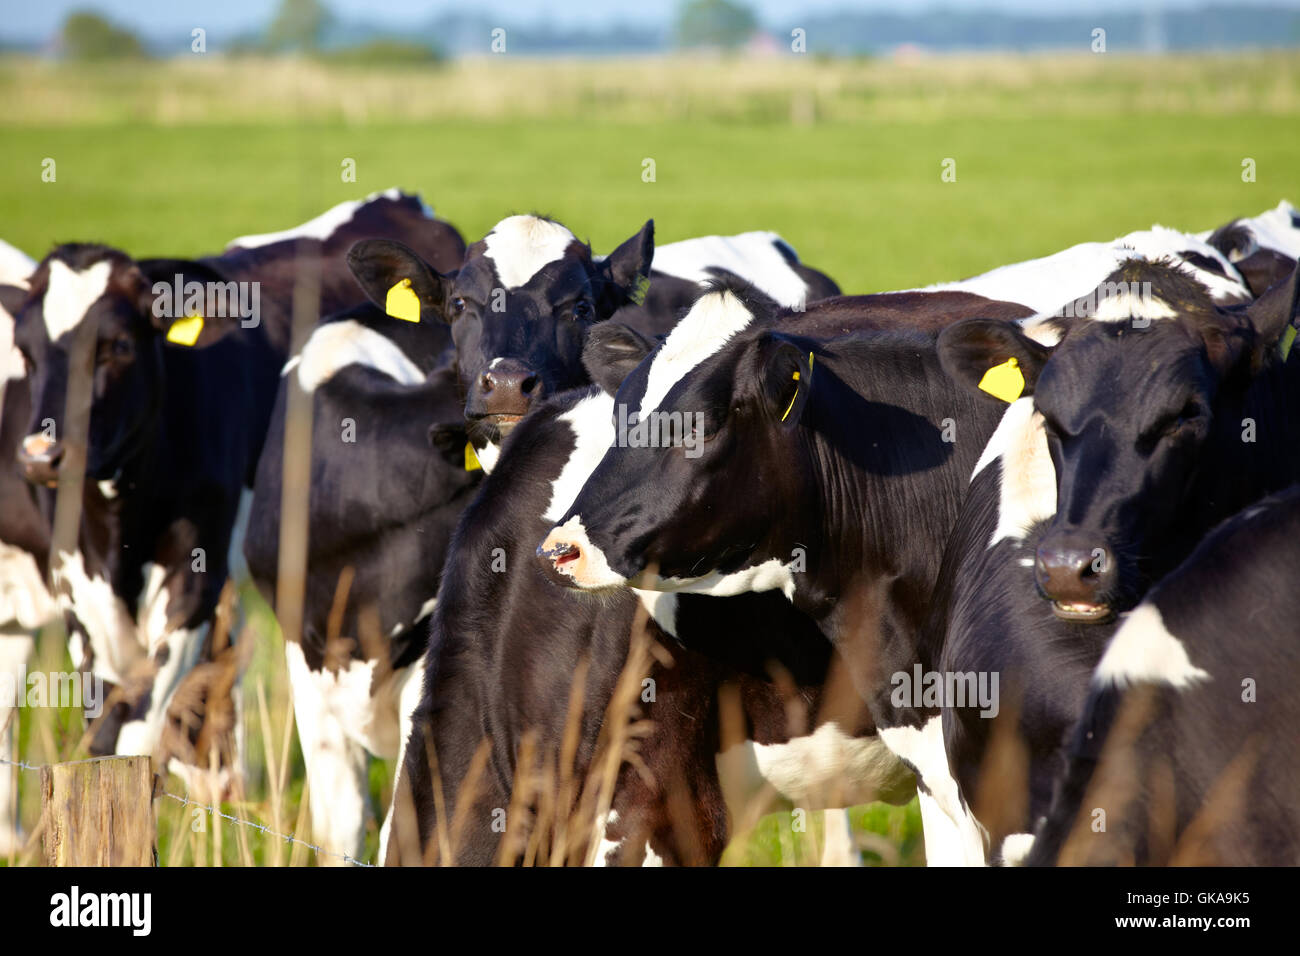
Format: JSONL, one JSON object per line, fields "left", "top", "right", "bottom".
{"left": 1094, "top": 603, "right": 1211, "bottom": 690}
{"left": 543, "top": 516, "right": 625, "bottom": 589}
{"left": 651, "top": 558, "right": 798, "bottom": 600}
{"left": 750, "top": 722, "right": 914, "bottom": 809}
{"left": 0, "top": 239, "right": 35, "bottom": 286}
{"left": 283, "top": 319, "right": 425, "bottom": 393}
{"left": 1090, "top": 289, "right": 1177, "bottom": 322}
{"left": 43, "top": 259, "right": 111, "bottom": 342}
{"left": 971, "top": 398, "right": 1057, "bottom": 549}
{"left": 631, "top": 588, "right": 677, "bottom": 636}
{"left": 879, "top": 716, "right": 988, "bottom": 865}
{"left": 918, "top": 225, "right": 1249, "bottom": 312}
{"left": 542, "top": 391, "right": 617, "bottom": 523}
{"left": 51, "top": 550, "right": 138, "bottom": 688}
{"left": 225, "top": 187, "right": 409, "bottom": 249}
{"left": 0, "top": 630, "right": 33, "bottom": 856}
{"left": 0, "top": 544, "right": 57, "bottom": 630}
{"left": 482, "top": 215, "right": 578, "bottom": 290}
{"left": 379, "top": 653, "right": 426, "bottom": 863}
{"left": 1197, "top": 200, "right": 1300, "bottom": 260}
{"left": 652, "top": 232, "right": 810, "bottom": 309}
{"left": 639, "top": 289, "right": 759, "bottom": 416}
{"left": 472, "top": 440, "right": 501, "bottom": 474}
{"left": 1000, "top": 832, "right": 1036, "bottom": 866}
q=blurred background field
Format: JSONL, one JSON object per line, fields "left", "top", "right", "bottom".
{"left": 3, "top": 0, "right": 1300, "bottom": 866}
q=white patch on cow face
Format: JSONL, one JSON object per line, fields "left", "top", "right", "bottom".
{"left": 878, "top": 716, "right": 988, "bottom": 866}
{"left": 1089, "top": 289, "right": 1177, "bottom": 323}
{"left": 225, "top": 187, "right": 408, "bottom": 249}
{"left": 115, "top": 622, "right": 208, "bottom": 759}
{"left": 542, "top": 390, "right": 616, "bottom": 522}
{"left": 750, "top": 723, "right": 915, "bottom": 809}
{"left": 0, "top": 543, "right": 57, "bottom": 630}
{"left": 638, "top": 289, "right": 758, "bottom": 415}
{"left": 651, "top": 232, "right": 810, "bottom": 309}
{"left": 43, "top": 259, "right": 112, "bottom": 343}
{"left": 1094, "top": 603, "right": 1210, "bottom": 690}
{"left": 482, "top": 215, "right": 578, "bottom": 290}
{"left": 971, "top": 398, "right": 1056, "bottom": 549}
{"left": 283, "top": 319, "right": 425, "bottom": 392}
{"left": 540, "top": 516, "right": 627, "bottom": 590}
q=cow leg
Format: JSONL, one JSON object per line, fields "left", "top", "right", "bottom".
{"left": 819, "top": 809, "right": 859, "bottom": 867}
{"left": 285, "top": 642, "right": 368, "bottom": 863}
{"left": 378, "top": 656, "right": 424, "bottom": 863}
{"left": 0, "top": 629, "right": 34, "bottom": 856}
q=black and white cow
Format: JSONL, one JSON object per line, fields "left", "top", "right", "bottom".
{"left": 535, "top": 281, "right": 1047, "bottom": 862}
{"left": 1026, "top": 483, "right": 1300, "bottom": 866}
{"left": 0, "top": 240, "right": 56, "bottom": 856}
{"left": 928, "top": 255, "right": 1300, "bottom": 864}
{"left": 1201, "top": 199, "right": 1300, "bottom": 297}
{"left": 350, "top": 216, "right": 840, "bottom": 474}
{"left": 388, "top": 380, "right": 916, "bottom": 867}
{"left": 8, "top": 191, "right": 465, "bottom": 787}
{"left": 248, "top": 217, "right": 840, "bottom": 860}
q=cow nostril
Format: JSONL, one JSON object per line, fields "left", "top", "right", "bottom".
{"left": 480, "top": 373, "right": 494, "bottom": 393}
{"left": 520, "top": 375, "right": 538, "bottom": 396}
{"left": 553, "top": 544, "right": 579, "bottom": 566}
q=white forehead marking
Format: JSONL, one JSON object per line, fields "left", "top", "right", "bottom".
{"left": 281, "top": 319, "right": 424, "bottom": 392}
{"left": 44, "top": 259, "right": 112, "bottom": 342}
{"left": 652, "top": 232, "right": 809, "bottom": 309}
{"left": 482, "top": 215, "right": 578, "bottom": 290}
{"left": 638, "top": 289, "right": 758, "bottom": 415}
{"left": 1094, "top": 603, "right": 1210, "bottom": 690}
{"left": 543, "top": 390, "right": 615, "bottom": 522}
{"left": 225, "top": 187, "right": 409, "bottom": 249}
{"left": 1089, "top": 288, "right": 1178, "bottom": 323}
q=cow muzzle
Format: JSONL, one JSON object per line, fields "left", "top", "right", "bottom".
{"left": 1034, "top": 531, "right": 1115, "bottom": 623}
{"left": 536, "top": 518, "right": 627, "bottom": 591}
{"left": 17, "top": 434, "right": 62, "bottom": 487}
{"left": 468, "top": 359, "right": 543, "bottom": 434}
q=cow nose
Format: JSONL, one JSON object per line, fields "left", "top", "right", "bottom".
{"left": 536, "top": 527, "right": 585, "bottom": 588}
{"left": 17, "top": 434, "right": 62, "bottom": 486}
{"left": 1034, "top": 532, "right": 1115, "bottom": 621}
{"left": 477, "top": 359, "right": 542, "bottom": 420}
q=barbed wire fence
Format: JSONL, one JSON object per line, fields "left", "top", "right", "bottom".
{"left": 0, "top": 755, "right": 374, "bottom": 868}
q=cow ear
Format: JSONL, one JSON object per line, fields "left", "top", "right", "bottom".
{"left": 1243, "top": 260, "right": 1300, "bottom": 367}
{"left": 347, "top": 240, "right": 447, "bottom": 324}
{"left": 938, "top": 318, "right": 1052, "bottom": 403}
{"left": 136, "top": 261, "right": 244, "bottom": 349}
{"left": 583, "top": 321, "right": 655, "bottom": 395}
{"left": 756, "top": 334, "right": 816, "bottom": 427}
{"left": 1234, "top": 249, "right": 1296, "bottom": 299}
{"left": 428, "top": 421, "right": 480, "bottom": 472}
{"left": 596, "top": 220, "right": 654, "bottom": 316}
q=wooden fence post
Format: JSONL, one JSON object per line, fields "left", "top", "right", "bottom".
{"left": 41, "top": 756, "right": 156, "bottom": 866}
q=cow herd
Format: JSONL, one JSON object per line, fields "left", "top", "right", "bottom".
{"left": 1, "top": 189, "right": 1298, "bottom": 866}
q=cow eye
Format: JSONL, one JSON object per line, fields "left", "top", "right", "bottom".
{"left": 451, "top": 297, "right": 467, "bottom": 316}
{"left": 571, "top": 300, "right": 593, "bottom": 321}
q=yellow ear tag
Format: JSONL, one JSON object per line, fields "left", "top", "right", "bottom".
{"left": 166, "top": 314, "right": 204, "bottom": 346}
{"left": 779, "top": 353, "right": 814, "bottom": 423}
{"left": 464, "top": 441, "right": 482, "bottom": 472}
{"left": 629, "top": 274, "right": 651, "bottom": 307}
{"left": 1280, "top": 324, "right": 1297, "bottom": 362}
{"left": 386, "top": 278, "right": 421, "bottom": 323}
{"left": 978, "top": 357, "right": 1025, "bottom": 403}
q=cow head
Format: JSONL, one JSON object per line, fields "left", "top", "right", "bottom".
{"left": 13, "top": 245, "right": 245, "bottom": 486}
{"left": 939, "top": 258, "right": 1300, "bottom": 623}
{"left": 347, "top": 215, "right": 654, "bottom": 462}
{"left": 537, "top": 282, "right": 814, "bottom": 595}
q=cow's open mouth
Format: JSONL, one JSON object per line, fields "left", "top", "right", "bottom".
{"left": 1051, "top": 600, "right": 1113, "bottom": 623}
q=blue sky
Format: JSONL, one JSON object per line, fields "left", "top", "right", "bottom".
{"left": 7, "top": 0, "right": 1300, "bottom": 43}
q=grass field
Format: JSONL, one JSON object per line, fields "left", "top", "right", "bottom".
{"left": 2, "top": 51, "right": 1298, "bottom": 865}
